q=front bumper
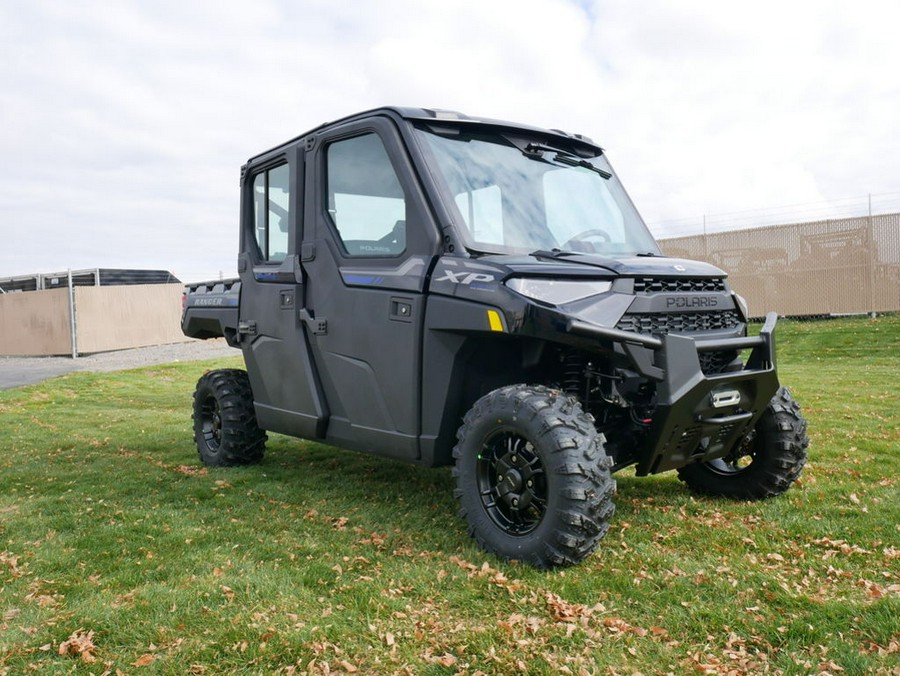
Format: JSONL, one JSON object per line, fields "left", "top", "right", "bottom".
{"left": 569, "top": 312, "right": 781, "bottom": 475}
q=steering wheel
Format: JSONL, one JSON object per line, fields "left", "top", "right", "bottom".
{"left": 561, "top": 228, "right": 611, "bottom": 251}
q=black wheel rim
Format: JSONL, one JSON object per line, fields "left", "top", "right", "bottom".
{"left": 705, "top": 429, "right": 758, "bottom": 476}
{"left": 476, "top": 430, "right": 547, "bottom": 536}
{"left": 199, "top": 394, "right": 223, "bottom": 452}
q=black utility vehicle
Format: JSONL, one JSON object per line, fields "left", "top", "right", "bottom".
{"left": 182, "top": 107, "right": 808, "bottom": 568}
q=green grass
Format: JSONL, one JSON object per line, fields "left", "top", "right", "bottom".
{"left": 1, "top": 316, "right": 898, "bottom": 674}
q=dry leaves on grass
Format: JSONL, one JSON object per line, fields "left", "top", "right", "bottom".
{"left": 449, "top": 555, "right": 525, "bottom": 593}
{"left": 132, "top": 653, "right": 156, "bottom": 667}
{"left": 0, "top": 551, "right": 26, "bottom": 579}
{"left": 58, "top": 628, "right": 97, "bottom": 663}
{"left": 304, "top": 641, "right": 363, "bottom": 674}
{"left": 424, "top": 651, "right": 457, "bottom": 667}
{"left": 330, "top": 516, "right": 350, "bottom": 530}
{"left": 448, "top": 553, "right": 674, "bottom": 669}
{"left": 683, "top": 631, "right": 783, "bottom": 675}
{"left": 25, "top": 591, "right": 62, "bottom": 608}
{"left": 863, "top": 637, "right": 900, "bottom": 658}
{"left": 543, "top": 590, "right": 606, "bottom": 626}
{"left": 811, "top": 537, "right": 872, "bottom": 557}
{"left": 175, "top": 465, "right": 208, "bottom": 477}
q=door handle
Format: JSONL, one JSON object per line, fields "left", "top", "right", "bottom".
{"left": 300, "top": 309, "right": 328, "bottom": 335}
{"left": 389, "top": 297, "right": 413, "bottom": 322}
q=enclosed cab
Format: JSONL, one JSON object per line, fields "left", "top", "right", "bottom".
{"left": 183, "top": 107, "right": 808, "bottom": 568}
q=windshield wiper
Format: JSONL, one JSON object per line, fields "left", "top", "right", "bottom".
{"left": 530, "top": 248, "right": 579, "bottom": 259}
{"left": 548, "top": 153, "right": 613, "bottom": 179}
{"left": 523, "top": 143, "right": 612, "bottom": 179}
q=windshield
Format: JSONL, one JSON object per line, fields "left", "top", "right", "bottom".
{"left": 415, "top": 126, "right": 660, "bottom": 256}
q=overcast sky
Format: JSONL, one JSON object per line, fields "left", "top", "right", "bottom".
{"left": 2, "top": 0, "right": 898, "bottom": 282}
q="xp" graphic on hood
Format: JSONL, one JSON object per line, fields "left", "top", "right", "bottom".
{"left": 436, "top": 271, "right": 496, "bottom": 285}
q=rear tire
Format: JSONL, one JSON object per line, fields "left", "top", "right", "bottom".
{"left": 453, "top": 385, "right": 616, "bottom": 568}
{"left": 192, "top": 369, "right": 267, "bottom": 467}
{"left": 677, "top": 387, "right": 808, "bottom": 500}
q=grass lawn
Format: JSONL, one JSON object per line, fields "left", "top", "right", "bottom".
{"left": 1, "top": 316, "right": 897, "bottom": 674}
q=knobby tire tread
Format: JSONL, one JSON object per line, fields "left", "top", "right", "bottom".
{"left": 677, "top": 387, "right": 809, "bottom": 500}
{"left": 453, "top": 384, "right": 616, "bottom": 568}
{"left": 193, "top": 369, "right": 267, "bottom": 467}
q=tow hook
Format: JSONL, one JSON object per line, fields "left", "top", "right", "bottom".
{"left": 711, "top": 390, "right": 741, "bottom": 409}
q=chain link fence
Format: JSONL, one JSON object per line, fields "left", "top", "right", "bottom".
{"left": 658, "top": 212, "right": 900, "bottom": 317}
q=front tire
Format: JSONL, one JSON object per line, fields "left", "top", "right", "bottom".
{"left": 192, "top": 369, "right": 267, "bottom": 467}
{"left": 453, "top": 385, "right": 616, "bottom": 568}
{"left": 677, "top": 387, "right": 808, "bottom": 499}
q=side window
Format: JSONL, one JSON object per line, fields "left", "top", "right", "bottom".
{"left": 326, "top": 133, "right": 406, "bottom": 257}
{"left": 253, "top": 163, "right": 290, "bottom": 262}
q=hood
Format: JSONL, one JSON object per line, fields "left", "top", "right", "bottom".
{"left": 478, "top": 253, "right": 727, "bottom": 279}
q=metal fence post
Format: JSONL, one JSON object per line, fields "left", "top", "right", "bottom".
{"left": 68, "top": 269, "right": 78, "bottom": 359}
{"left": 703, "top": 214, "right": 709, "bottom": 261}
{"left": 868, "top": 194, "right": 877, "bottom": 318}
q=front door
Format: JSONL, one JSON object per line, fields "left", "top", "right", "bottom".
{"left": 300, "top": 117, "right": 439, "bottom": 460}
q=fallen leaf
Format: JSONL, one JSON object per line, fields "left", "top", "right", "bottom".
{"left": 819, "top": 660, "right": 845, "bottom": 672}
{"left": 436, "top": 653, "right": 457, "bottom": 667}
{"left": 133, "top": 653, "right": 156, "bottom": 667}
{"left": 58, "top": 629, "right": 97, "bottom": 663}
{"left": 175, "top": 465, "right": 208, "bottom": 476}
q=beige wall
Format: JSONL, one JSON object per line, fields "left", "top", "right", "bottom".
{"left": 660, "top": 213, "right": 900, "bottom": 317}
{"left": 0, "top": 283, "right": 190, "bottom": 357}
{"left": 74, "top": 284, "right": 190, "bottom": 353}
{"left": 0, "top": 287, "right": 72, "bottom": 356}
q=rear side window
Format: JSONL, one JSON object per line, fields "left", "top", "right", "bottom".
{"left": 326, "top": 133, "right": 407, "bottom": 257}
{"left": 253, "top": 164, "right": 290, "bottom": 262}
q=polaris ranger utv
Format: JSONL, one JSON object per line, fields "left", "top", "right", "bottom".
{"left": 182, "top": 106, "right": 808, "bottom": 568}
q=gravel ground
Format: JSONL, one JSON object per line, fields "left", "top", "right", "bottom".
{"left": 0, "top": 339, "right": 239, "bottom": 390}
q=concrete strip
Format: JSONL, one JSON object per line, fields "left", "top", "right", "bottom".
{"left": 0, "top": 339, "right": 239, "bottom": 391}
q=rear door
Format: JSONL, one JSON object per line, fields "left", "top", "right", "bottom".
{"left": 300, "top": 116, "right": 440, "bottom": 460}
{"left": 238, "top": 148, "right": 327, "bottom": 439}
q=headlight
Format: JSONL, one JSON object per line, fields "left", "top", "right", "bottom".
{"left": 733, "top": 292, "right": 750, "bottom": 320}
{"left": 505, "top": 278, "right": 613, "bottom": 305}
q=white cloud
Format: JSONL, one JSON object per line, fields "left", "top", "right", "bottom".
{"left": 1, "top": 0, "right": 897, "bottom": 281}
{"left": 582, "top": 0, "right": 900, "bottom": 228}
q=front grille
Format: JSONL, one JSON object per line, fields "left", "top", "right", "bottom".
{"left": 616, "top": 310, "right": 741, "bottom": 335}
{"left": 633, "top": 277, "right": 726, "bottom": 293}
{"left": 699, "top": 350, "right": 739, "bottom": 375}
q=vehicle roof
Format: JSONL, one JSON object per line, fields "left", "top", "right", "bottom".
{"left": 245, "top": 106, "right": 602, "bottom": 166}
